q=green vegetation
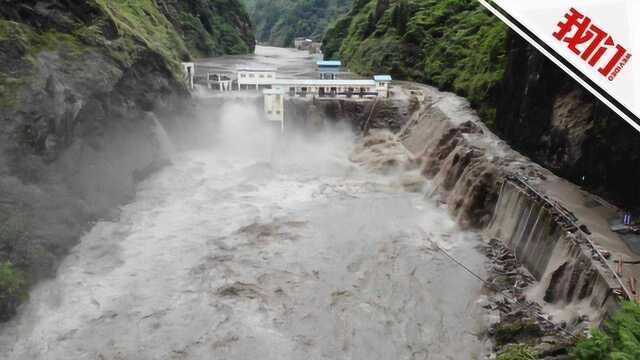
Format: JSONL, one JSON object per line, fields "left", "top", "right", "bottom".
{"left": 93, "top": 0, "right": 254, "bottom": 62}
{"left": 159, "top": 0, "right": 254, "bottom": 57}
{"left": 0, "top": 0, "right": 254, "bottom": 111}
{"left": 0, "top": 262, "right": 28, "bottom": 301}
{"left": 322, "top": 0, "right": 507, "bottom": 125}
{"left": 573, "top": 301, "right": 640, "bottom": 360}
{"left": 0, "top": 71, "right": 28, "bottom": 108}
{"left": 496, "top": 344, "right": 538, "bottom": 360}
{"left": 0, "top": 215, "right": 30, "bottom": 321}
{"left": 0, "top": 261, "right": 28, "bottom": 321}
{"left": 494, "top": 320, "right": 542, "bottom": 346}
{"left": 0, "top": 19, "right": 88, "bottom": 57}
{"left": 245, "top": 0, "right": 351, "bottom": 46}
{"left": 94, "top": 0, "right": 190, "bottom": 66}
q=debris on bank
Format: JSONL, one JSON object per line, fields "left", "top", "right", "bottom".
{"left": 482, "top": 239, "right": 585, "bottom": 360}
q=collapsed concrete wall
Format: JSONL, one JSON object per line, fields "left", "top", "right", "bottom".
{"left": 487, "top": 181, "right": 618, "bottom": 321}
{"left": 399, "top": 84, "right": 621, "bottom": 321}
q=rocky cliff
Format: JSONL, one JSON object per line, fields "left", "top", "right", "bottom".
{"left": 323, "top": 0, "right": 640, "bottom": 209}
{"left": 0, "top": 0, "right": 254, "bottom": 321}
{"left": 158, "top": 0, "right": 254, "bottom": 56}
{"left": 496, "top": 33, "right": 640, "bottom": 210}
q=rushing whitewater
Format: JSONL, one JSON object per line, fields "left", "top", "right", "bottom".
{"left": 1, "top": 49, "right": 489, "bottom": 360}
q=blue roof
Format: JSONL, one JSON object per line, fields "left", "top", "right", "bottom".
{"left": 373, "top": 75, "right": 392, "bottom": 81}
{"left": 317, "top": 60, "right": 342, "bottom": 67}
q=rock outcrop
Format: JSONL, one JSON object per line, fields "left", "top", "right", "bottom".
{"left": 158, "top": 0, "right": 254, "bottom": 56}
{"left": 496, "top": 33, "right": 640, "bottom": 208}
{"left": 0, "top": 0, "right": 254, "bottom": 321}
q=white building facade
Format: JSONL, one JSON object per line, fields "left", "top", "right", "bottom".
{"left": 263, "top": 88, "right": 285, "bottom": 131}
{"left": 374, "top": 75, "right": 392, "bottom": 98}
{"left": 270, "top": 79, "right": 378, "bottom": 98}
{"left": 236, "top": 67, "right": 277, "bottom": 90}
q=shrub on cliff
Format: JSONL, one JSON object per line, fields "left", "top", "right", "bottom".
{"left": 496, "top": 344, "right": 537, "bottom": 360}
{"left": 0, "top": 261, "right": 28, "bottom": 321}
{"left": 573, "top": 301, "right": 640, "bottom": 360}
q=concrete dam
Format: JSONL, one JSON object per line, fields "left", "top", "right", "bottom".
{"left": 0, "top": 46, "right": 631, "bottom": 359}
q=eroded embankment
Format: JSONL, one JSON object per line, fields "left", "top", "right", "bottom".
{"left": 404, "top": 85, "right": 620, "bottom": 311}
{"left": 351, "top": 83, "right": 625, "bottom": 355}
{"left": 488, "top": 180, "right": 619, "bottom": 316}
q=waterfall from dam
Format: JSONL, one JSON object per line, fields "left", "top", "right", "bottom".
{"left": 0, "top": 99, "right": 490, "bottom": 359}
{"left": 488, "top": 181, "right": 614, "bottom": 324}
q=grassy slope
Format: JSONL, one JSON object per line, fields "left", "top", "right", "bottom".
{"left": 95, "top": 0, "right": 190, "bottom": 64}
{"left": 0, "top": 0, "right": 254, "bottom": 108}
{"left": 159, "top": 0, "right": 254, "bottom": 57}
{"left": 323, "top": 0, "right": 507, "bottom": 125}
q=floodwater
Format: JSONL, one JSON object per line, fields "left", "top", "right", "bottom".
{"left": 0, "top": 47, "right": 489, "bottom": 360}
{"left": 194, "top": 45, "right": 322, "bottom": 79}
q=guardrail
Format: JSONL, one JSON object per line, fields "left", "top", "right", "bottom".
{"left": 505, "top": 175, "right": 633, "bottom": 301}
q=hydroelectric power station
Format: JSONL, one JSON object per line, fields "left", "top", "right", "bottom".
{"left": 183, "top": 60, "right": 393, "bottom": 132}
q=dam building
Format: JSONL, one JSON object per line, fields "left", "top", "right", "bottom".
{"left": 236, "top": 66, "right": 277, "bottom": 90}
{"left": 374, "top": 75, "right": 392, "bottom": 98}
{"left": 187, "top": 62, "right": 392, "bottom": 98}
{"left": 206, "top": 73, "right": 233, "bottom": 92}
{"left": 317, "top": 60, "right": 341, "bottom": 80}
{"left": 270, "top": 79, "right": 379, "bottom": 98}
{"left": 263, "top": 88, "right": 285, "bottom": 127}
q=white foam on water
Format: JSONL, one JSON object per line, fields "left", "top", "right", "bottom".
{"left": 0, "top": 69, "right": 490, "bottom": 360}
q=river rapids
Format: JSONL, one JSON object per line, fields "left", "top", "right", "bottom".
{"left": 0, "top": 48, "right": 489, "bottom": 360}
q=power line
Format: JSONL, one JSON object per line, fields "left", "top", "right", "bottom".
{"left": 432, "top": 242, "right": 493, "bottom": 288}
{"left": 430, "top": 239, "right": 577, "bottom": 339}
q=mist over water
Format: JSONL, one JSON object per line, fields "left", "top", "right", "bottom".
{"left": 0, "top": 96, "right": 489, "bottom": 359}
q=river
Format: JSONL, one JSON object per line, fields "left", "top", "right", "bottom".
{"left": 0, "top": 47, "right": 489, "bottom": 360}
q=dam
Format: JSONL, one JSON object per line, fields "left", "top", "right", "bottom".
{"left": 0, "top": 46, "right": 633, "bottom": 359}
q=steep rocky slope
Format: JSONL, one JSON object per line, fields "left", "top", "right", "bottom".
{"left": 245, "top": 0, "right": 350, "bottom": 46}
{"left": 323, "top": 0, "right": 640, "bottom": 209}
{"left": 496, "top": 34, "right": 640, "bottom": 210}
{"left": 158, "top": 0, "right": 254, "bottom": 56}
{"left": 0, "top": 0, "right": 253, "bottom": 321}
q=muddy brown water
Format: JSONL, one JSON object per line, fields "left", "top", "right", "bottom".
{"left": 0, "top": 47, "right": 489, "bottom": 360}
